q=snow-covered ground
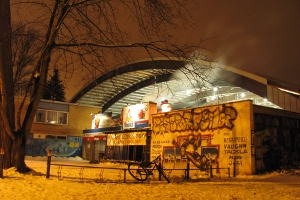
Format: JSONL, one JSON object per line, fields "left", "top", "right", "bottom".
{"left": 0, "top": 156, "right": 300, "bottom": 200}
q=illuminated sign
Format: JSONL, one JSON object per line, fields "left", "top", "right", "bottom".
{"left": 123, "top": 103, "right": 150, "bottom": 129}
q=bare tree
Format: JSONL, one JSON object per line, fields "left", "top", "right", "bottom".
{"left": 12, "top": 23, "right": 43, "bottom": 96}
{"left": 1, "top": 0, "right": 212, "bottom": 172}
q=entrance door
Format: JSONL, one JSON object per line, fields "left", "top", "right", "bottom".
{"left": 129, "top": 145, "right": 144, "bottom": 161}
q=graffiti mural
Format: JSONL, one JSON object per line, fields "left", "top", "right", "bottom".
{"left": 152, "top": 105, "right": 237, "bottom": 135}
{"left": 150, "top": 101, "right": 253, "bottom": 175}
{"left": 26, "top": 135, "right": 82, "bottom": 157}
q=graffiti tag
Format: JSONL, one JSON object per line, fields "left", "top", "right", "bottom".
{"left": 152, "top": 106, "right": 237, "bottom": 135}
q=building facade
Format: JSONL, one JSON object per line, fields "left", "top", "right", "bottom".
{"left": 25, "top": 99, "right": 101, "bottom": 157}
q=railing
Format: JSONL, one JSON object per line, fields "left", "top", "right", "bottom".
{"left": 46, "top": 155, "right": 231, "bottom": 183}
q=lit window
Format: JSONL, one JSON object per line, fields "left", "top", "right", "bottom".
{"left": 34, "top": 109, "right": 68, "bottom": 125}
{"left": 47, "top": 111, "right": 57, "bottom": 124}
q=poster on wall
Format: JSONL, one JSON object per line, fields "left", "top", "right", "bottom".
{"left": 150, "top": 100, "right": 253, "bottom": 175}
{"left": 122, "top": 103, "right": 151, "bottom": 129}
{"left": 92, "top": 112, "right": 115, "bottom": 129}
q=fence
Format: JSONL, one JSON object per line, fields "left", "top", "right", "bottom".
{"left": 46, "top": 154, "right": 231, "bottom": 183}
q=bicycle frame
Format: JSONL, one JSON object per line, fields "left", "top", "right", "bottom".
{"left": 128, "top": 155, "right": 170, "bottom": 183}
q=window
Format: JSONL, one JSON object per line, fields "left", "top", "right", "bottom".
{"left": 35, "top": 109, "right": 68, "bottom": 125}
{"left": 45, "top": 135, "right": 56, "bottom": 139}
{"left": 47, "top": 111, "right": 57, "bottom": 124}
{"left": 58, "top": 112, "right": 67, "bottom": 124}
{"left": 36, "top": 110, "right": 46, "bottom": 123}
{"left": 33, "top": 133, "right": 67, "bottom": 140}
{"left": 57, "top": 136, "right": 67, "bottom": 140}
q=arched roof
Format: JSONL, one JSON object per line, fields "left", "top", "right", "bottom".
{"left": 70, "top": 58, "right": 300, "bottom": 115}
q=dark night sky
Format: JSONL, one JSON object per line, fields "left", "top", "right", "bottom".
{"left": 10, "top": 0, "right": 300, "bottom": 100}
{"left": 188, "top": 0, "right": 300, "bottom": 88}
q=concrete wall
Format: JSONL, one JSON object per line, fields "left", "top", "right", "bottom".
{"left": 151, "top": 100, "right": 254, "bottom": 175}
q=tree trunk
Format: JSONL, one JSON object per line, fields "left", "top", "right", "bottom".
{"left": 11, "top": 132, "right": 28, "bottom": 172}
{"left": 1, "top": 0, "right": 39, "bottom": 173}
{"left": 0, "top": 122, "right": 12, "bottom": 168}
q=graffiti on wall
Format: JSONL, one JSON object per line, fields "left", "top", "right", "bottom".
{"left": 26, "top": 135, "right": 82, "bottom": 157}
{"left": 171, "top": 134, "right": 215, "bottom": 170}
{"left": 152, "top": 105, "right": 237, "bottom": 135}
{"left": 151, "top": 103, "right": 252, "bottom": 174}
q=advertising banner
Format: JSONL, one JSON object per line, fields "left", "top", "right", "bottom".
{"left": 122, "top": 103, "right": 150, "bottom": 129}
{"left": 107, "top": 131, "right": 147, "bottom": 146}
{"left": 91, "top": 112, "right": 114, "bottom": 129}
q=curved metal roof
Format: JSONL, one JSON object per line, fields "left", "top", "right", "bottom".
{"left": 70, "top": 59, "right": 300, "bottom": 116}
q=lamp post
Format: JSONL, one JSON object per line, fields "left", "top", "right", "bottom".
{"left": 46, "top": 150, "right": 52, "bottom": 178}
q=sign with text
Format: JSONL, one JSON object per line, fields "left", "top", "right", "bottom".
{"left": 107, "top": 131, "right": 147, "bottom": 146}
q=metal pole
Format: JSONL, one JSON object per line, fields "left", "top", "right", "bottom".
{"left": 210, "top": 165, "right": 213, "bottom": 178}
{"left": 186, "top": 161, "right": 190, "bottom": 179}
{"left": 46, "top": 150, "right": 52, "bottom": 178}
{"left": 158, "top": 162, "right": 162, "bottom": 181}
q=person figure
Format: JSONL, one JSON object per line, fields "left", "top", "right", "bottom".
{"left": 174, "top": 134, "right": 210, "bottom": 170}
{"left": 181, "top": 135, "right": 201, "bottom": 161}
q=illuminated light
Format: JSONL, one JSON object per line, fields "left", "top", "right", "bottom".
{"left": 213, "top": 87, "right": 218, "bottom": 91}
{"left": 161, "top": 99, "right": 171, "bottom": 112}
{"left": 211, "top": 96, "right": 216, "bottom": 100}
{"left": 264, "top": 98, "right": 267, "bottom": 101}
{"left": 161, "top": 104, "right": 171, "bottom": 112}
{"left": 278, "top": 87, "right": 300, "bottom": 95}
{"left": 241, "top": 93, "right": 245, "bottom": 97}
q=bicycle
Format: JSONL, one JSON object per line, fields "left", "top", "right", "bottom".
{"left": 128, "top": 155, "right": 170, "bottom": 183}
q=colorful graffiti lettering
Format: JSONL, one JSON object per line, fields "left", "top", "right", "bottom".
{"left": 152, "top": 105, "right": 238, "bottom": 135}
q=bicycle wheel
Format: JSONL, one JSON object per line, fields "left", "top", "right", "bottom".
{"left": 128, "top": 163, "right": 148, "bottom": 181}
{"left": 157, "top": 165, "right": 170, "bottom": 183}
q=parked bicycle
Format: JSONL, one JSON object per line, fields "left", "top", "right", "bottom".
{"left": 128, "top": 155, "right": 170, "bottom": 183}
